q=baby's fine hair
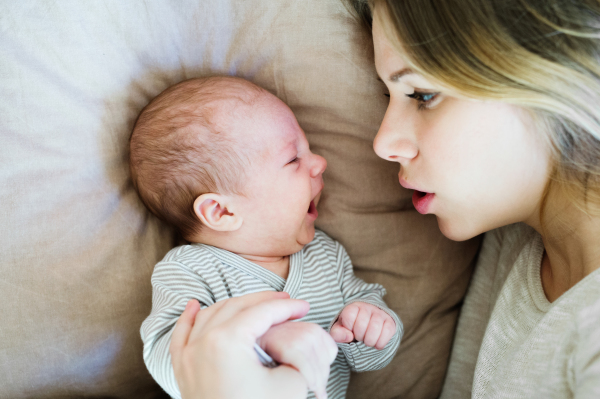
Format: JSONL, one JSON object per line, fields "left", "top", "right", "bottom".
{"left": 129, "top": 76, "right": 263, "bottom": 239}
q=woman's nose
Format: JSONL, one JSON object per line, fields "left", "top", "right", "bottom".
{"left": 310, "top": 153, "right": 327, "bottom": 177}
{"left": 373, "top": 106, "right": 418, "bottom": 163}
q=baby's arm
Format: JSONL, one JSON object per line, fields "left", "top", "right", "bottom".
{"left": 141, "top": 254, "right": 337, "bottom": 399}
{"left": 141, "top": 259, "right": 215, "bottom": 399}
{"left": 328, "top": 243, "right": 403, "bottom": 372}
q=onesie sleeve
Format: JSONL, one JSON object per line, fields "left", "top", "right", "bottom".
{"left": 328, "top": 242, "right": 403, "bottom": 372}
{"left": 140, "top": 250, "right": 216, "bottom": 399}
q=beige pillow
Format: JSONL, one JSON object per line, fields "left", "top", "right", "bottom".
{"left": 0, "top": 0, "right": 480, "bottom": 397}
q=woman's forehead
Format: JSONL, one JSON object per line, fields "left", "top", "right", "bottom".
{"left": 372, "top": 15, "right": 475, "bottom": 99}
{"left": 372, "top": 11, "right": 423, "bottom": 82}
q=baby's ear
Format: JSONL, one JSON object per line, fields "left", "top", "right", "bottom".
{"left": 193, "top": 193, "right": 243, "bottom": 232}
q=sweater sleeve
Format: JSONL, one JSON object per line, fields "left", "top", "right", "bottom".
{"left": 572, "top": 296, "right": 600, "bottom": 398}
{"left": 440, "top": 227, "right": 512, "bottom": 399}
{"left": 327, "top": 243, "right": 403, "bottom": 372}
{"left": 440, "top": 229, "right": 503, "bottom": 399}
{"left": 140, "top": 255, "right": 216, "bottom": 399}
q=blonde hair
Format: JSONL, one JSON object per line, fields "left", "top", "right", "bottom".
{"left": 350, "top": 0, "right": 600, "bottom": 216}
{"left": 130, "top": 77, "right": 262, "bottom": 239}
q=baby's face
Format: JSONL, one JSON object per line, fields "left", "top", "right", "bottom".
{"left": 228, "top": 92, "right": 327, "bottom": 257}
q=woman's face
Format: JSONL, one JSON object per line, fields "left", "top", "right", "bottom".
{"left": 372, "top": 14, "right": 551, "bottom": 241}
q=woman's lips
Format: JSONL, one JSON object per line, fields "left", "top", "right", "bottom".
{"left": 412, "top": 191, "right": 434, "bottom": 214}
{"left": 399, "top": 177, "right": 434, "bottom": 214}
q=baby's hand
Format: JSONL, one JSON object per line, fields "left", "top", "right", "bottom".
{"left": 258, "top": 321, "right": 338, "bottom": 399}
{"left": 329, "top": 302, "right": 396, "bottom": 350}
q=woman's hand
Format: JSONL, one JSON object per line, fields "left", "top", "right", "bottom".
{"left": 170, "top": 291, "right": 332, "bottom": 399}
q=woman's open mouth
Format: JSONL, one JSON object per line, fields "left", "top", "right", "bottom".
{"left": 412, "top": 191, "right": 434, "bottom": 214}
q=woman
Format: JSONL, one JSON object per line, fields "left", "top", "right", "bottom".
{"left": 367, "top": 0, "right": 600, "bottom": 397}
{"left": 172, "top": 0, "right": 600, "bottom": 397}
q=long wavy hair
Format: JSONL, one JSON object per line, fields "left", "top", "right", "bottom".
{"left": 347, "top": 0, "right": 600, "bottom": 217}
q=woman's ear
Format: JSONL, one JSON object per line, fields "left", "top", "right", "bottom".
{"left": 193, "top": 193, "right": 243, "bottom": 232}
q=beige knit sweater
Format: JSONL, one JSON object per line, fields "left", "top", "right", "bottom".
{"left": 440, "top": 223, "right": 600, "bottom": 398}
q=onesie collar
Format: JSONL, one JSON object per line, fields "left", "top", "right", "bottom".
{"left": 201, "top": 245, "right": 303, "bottom": 298}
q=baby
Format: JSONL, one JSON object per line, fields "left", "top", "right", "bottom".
{"left": 132, "top": 76, "right": 402, "bottom": 399}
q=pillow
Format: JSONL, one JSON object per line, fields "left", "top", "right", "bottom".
{"left": 0, "top": 0, "right": 480, "bottom": 397}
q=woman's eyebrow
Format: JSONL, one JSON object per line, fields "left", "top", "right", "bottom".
{"left": 390, "top": 68, "right": 414, "bottom": 81}
{"left": 377, "top": 68, "right": 414, "bottom": 82}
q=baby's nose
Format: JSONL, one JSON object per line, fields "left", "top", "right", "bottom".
{"left": 311, "top": 153, "right": 327, "bottom": 177}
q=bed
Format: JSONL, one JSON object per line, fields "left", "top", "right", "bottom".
{"left": 0, "top": 1, "right": 480, "bottom": 397}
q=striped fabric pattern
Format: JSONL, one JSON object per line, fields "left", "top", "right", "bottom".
{"left": 141, "top": 230, "right": 403, "bottom": 399}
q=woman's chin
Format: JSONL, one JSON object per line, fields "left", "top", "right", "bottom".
{"left": 437, "top": 216, "right": 481, "bottom": 242}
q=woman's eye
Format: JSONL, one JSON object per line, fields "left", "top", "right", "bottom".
{"left": 406, "top": 91, "right": 440, "bottom": 110}
{"left": 384, "top": 93, "right": 390, "bottom": 98}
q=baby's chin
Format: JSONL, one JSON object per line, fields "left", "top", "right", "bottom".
{"left": 246, "top": 225, "right": 316, "bottom": 257}
{"left": 266, "top": 239, "right": 308, "bottom": 258}
{"left": 302, "top": 222, "right": 317, "bottom": 241}
{"left": 280, "top": 225, "right": 316, "bottom": 253}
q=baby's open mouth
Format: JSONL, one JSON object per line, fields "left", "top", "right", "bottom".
{"left": 414, "top": 190, "right": 427, "bottom": 199}
{"left": 308, "top": 200, "right": 317, "bottom": 216}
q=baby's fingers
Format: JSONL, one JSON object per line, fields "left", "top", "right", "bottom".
{"left": 312, "top": 332, "right": 338, "bottom": 399}
{"left": 375, "top": 318, "right": 396, "bottom": 350}
{"left": 363, "top": 312, "right": 385, "bottom": 347}
{"left": 352, "top": 308, "right": 371, "bottom": 342}
{"left": 314, "top": 388, "right": 329, "bottom": 399}
{"left": 263, "top": 322, "right": 336, "bottom": 399}
{"left": 329, "top": 321, "right": 354, "bottom": 343}
{"left": 293, "top": 333, "right": 335, "bottom": 399}
{"left": 267, "top": 365, "right": 309, "bottom": 399}
{"left": 339, "top": 304, "right": 360, "bottom": 331}
{"left": 310, "top": 352, "right": 330, "bottom": 399}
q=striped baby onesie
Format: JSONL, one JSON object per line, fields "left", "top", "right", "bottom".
{"left": 141, "top": 230, "right": 403, "bottom": 399}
